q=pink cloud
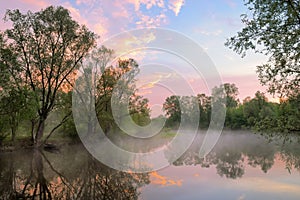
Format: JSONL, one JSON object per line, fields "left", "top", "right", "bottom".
{"left": 141, "top": 0, "right": 165, "bottom": 9}
{"left": 168, "top": 0, "right": 185, "bottom": 16}
{"left": 136, "top": 12, "right": 167, "bottom": 27}
{"left": 123, "top": 0, "right": 140, "bottom": 11}
{"left": 62, "top": 2, "right": 89, "bottom": 26}
{"left": 1, "top": 0, "right": 185, "bottom": 38}
{"left": 123, "top": 0, "right": 165, "bottom": 11}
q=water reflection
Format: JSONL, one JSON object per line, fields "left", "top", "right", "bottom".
{"left": 0, "top": 146, "right": 150, "bottom": 199}
{"left": 1, "top": 131, "right": 300, "bottom": 199}
{"left": 142, "top": 132, "right": 300, "bottom": 200}
{"left": 173, "top": 132, "right": 300, "bottom": 179}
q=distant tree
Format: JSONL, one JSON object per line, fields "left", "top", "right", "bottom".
{"left": 212, "top": 83, "right": 239, "bottom": 128}
{"left": 223, "top": 83, "right": 239, "bottom": 108}
{"left": 226, "top": 106, "right": 247, "bottom": 129}
{"left": 163, "top": 95, "right": 181, "bottom": 128}
{"left": 243, "top": 91, "right": 277, "bottom": 129}
{"left": 197, "top": 93, "right": 211, "bottom": 128}
{"left": 2, "top": 6, "right": 96, "bottom": 146}
{"left": 129, "top": 95, "right": 151, "bottom": 126}
{"left": 225, "top": 0, "right": 300, "bottom": 95}
{"left": 72, "top": 47, "right": 148, "bottom": 136}
{"left": 163, "top": 95, "right": 199, "bottom": 128}
{"left": 212, "top": 83, "right": 239, "bottom": 108}
{"left": 96, "top": 58, "right": 142, "bottom": 134}
{"left": 243, "top": 91, "right": 267, "bottom": 127}
{"left": 71, "top": 47, "right": 115, "bottom": 136}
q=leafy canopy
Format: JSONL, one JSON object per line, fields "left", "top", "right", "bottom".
{"left": 225, "top": 0, "right": 300, "bottom": 96}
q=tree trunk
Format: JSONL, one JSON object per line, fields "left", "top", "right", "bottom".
{"left": 34, "top": 118, "right": 45, "bottom": 147}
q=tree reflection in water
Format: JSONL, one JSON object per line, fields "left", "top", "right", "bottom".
{"left": 1, "top": 132, "right": 300, "bottom": 199}
{"left": 0, "top": 146, "right": 150, "bottom": 199}
{"left": 173, "top": 132, "right": 300, "bottom": 179}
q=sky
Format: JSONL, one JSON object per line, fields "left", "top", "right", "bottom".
{"left": 0, "top": 0, "right": 275, "bottom": 116}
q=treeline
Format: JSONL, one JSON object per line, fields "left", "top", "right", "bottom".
{"left": 162, "top": 83, "right": 300, "bottom": 134}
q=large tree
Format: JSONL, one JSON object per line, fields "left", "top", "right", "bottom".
{"left": 225, "top": 0, "right": 300, "bottom": 96}
{"left": 2, "top": 6, "right": 96, "bottom": 146}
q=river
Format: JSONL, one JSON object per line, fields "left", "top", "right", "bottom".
{"left": 0, "top": 131, "right": 299, "bottom": 199}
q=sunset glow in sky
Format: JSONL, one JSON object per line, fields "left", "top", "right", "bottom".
{"left": 0, "top": 0, "right": 275, "bottom": 115}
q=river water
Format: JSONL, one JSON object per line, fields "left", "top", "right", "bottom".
{"left": 0, "top": 131, "right": 299, "bottom": 199}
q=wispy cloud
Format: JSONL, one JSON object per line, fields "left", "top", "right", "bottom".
{"left": 1, "top": 0, "right": 186, "bottom": 38}
{"left": 136, "top": 13, "right": 167, "bottom": 27}
{"left": 168, "top": 0, "right": 185, "bottom": 16}
{"left": 141, "top": 0, "right": 165, "bottom": 10}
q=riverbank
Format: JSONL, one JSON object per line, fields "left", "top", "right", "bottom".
{"left": 0, "top": 136, "right": 80, "bottom": 153}
{"left": 2, "top": 128, "right": 298, "bottom": 153}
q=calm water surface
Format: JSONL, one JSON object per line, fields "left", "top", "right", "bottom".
{"left": 1, "top": 131, "right": 300, "bottom": 199}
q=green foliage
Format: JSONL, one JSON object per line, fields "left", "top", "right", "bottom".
{"left": 212, "top": 83, "right": 239, "bottom": 108}
{"left": 1, "top": 6, "right": 96, "bottom": 145}
{"left": 224, "top": 0, "right": 300, "bottom": 136}
{"left": 243, "top": 91, "right": 271, "bottom": 127}
{"left": 61, "top": 116, "right": 77, "bottom": 138}
{"left": 0, "top": 86, "right": 37, "bottom": 141}
{"left": 163, "top": 95, "right": 199, "bottom": 128}
{"left": 95, "top": 58, "right": 150, "bottom": 134}
{"left": 256, "top": 94, "right": 300, "bottom": 133}
{"left": 225, "top": 0, "right": 300, "bottom": 95}
{"left": 129, "top": 95, "right": 151, "bottom": 126}
{"left": 197, "top": 93, "right": 211, "bottom": 128}
{"left": 54, "top": 91, "right": 77, "bottom": 138}
{"left": 163, "top": 95, "right": 181, "bottom": 128}
{"left": 226, "top": 106, "right": 247, "bottom": 129}
{"left": 163, "top": 85, "right": 299, "bottom": 136}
